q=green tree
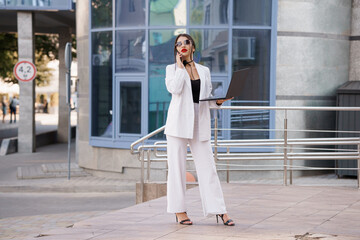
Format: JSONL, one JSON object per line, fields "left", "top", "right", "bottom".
{"left": 0, "top": 33, "right": 18, "bottom": 83}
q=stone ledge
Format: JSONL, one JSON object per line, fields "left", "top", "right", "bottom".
{"left": 136, "top": 182, "right": 198, "bottom": 204}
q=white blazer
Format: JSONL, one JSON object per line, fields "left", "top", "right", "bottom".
{"left": 164, "top": 62, "right": 219, "bottom": 141}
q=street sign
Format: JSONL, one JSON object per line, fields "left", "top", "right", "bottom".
{"left": 13, "top": 60, "right": 37, "bottom": 82}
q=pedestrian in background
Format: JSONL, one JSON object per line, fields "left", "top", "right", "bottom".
{"left": 9, "top": 96, "right": 18, "bottom": 124}
{"left": 1, "top": 97, "right": 6, "bottom": 123}
{"left": 43, "top": 99, "right": 48, "bottom": 113}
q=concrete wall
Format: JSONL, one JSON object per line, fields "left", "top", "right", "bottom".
{"left": 350, "top": 0, "right": 360, "bottom": 81}
{"left": 275, "top": 0, "right": 352, "bottom": 173}
{"left": 276, "top": 0, "right": 352, "bottom": 136}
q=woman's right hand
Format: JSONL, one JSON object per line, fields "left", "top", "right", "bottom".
{"left": 176, "top": 52, "right": 184, "bottom": 68}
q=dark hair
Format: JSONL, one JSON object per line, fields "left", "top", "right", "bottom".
{"left": 173, "top": 33, "right": 196, "bottom": 66}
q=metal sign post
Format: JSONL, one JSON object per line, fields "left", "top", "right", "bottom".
{"left": 65, "top": 42, "right": 72, "bottom": 180}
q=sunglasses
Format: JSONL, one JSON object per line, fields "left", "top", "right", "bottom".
{"left": 175, "top": 39, "right": 191, "bottom": 47}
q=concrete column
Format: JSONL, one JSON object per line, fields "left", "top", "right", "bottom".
{"left": 349, "top": 0, "right": 360, "bottom": 81}
{"left": 17, "top": 12, "right": 35, "bottom": 153}
{"left": 57, "top": 28, "right": 72, "bottom": 143}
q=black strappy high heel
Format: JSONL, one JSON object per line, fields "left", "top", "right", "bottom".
{"left": 175, "top": 212, "right": 193, "bottom": 225}
{"left": 216, "top": 214, "right": 235, "bottom": 226}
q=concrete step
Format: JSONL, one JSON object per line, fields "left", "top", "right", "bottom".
{"left": 17, "top": 163, "right": 90, "bottom": 180}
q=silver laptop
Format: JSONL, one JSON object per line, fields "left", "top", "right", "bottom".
{"left": 200, "top": 68, "right": 251, "bottom": 101}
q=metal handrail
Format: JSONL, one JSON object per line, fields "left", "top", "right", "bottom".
{"left": 130, "top": 126, "right": 165, "bottom": 154}
{"left": 131, "top": 106, "right": 360, "bottom": 202}
{"left": 219, "top": 106, "right": 360, "bottom": 111}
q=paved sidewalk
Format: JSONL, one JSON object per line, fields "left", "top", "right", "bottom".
{"left": 0, "top": 210, "right": 109, "bottom": 240}
{"left": 20, "top": 183, "right": 360, "bottom": 240}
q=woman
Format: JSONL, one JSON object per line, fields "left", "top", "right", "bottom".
{"left": 164, "top": 33, "right": 234, "bottom": 226}
{"left": 1, "top": 98, "right": 6, "bottom": 123}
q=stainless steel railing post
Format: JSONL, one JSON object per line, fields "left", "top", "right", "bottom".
{"left": 283, "top": 110, "right": 288, "bottom": 186}
{"left": 358, "top": 143, "right": 360, "bottom": 189}
{"left": 147, "top": 150, "right": 151, "bottom": 182}
{"left": 290, "top": 145, "right": 293, "bottom": 185}
{"left": 140, "top": 149, "right": 145, "bottom": 203}
{"left": 214, "top": 112, "right": 218, "bottom": 162}
{"left": 227, "top": 147, "right": 230, "bottom": 183}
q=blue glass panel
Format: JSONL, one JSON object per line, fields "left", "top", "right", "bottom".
{"left": 189, "top": 29, "right": 228, "bottom": 73}
{"left": 233, "top": 0, "right": 272, "bottom": 26}
{"left": 115, "top": 30, "right": 146, "bottom": 73}
{"left": 91, "top": 31, "right": 113, "bottom": 137}
{"left": 231, "top": 29, "right": 271, "bottom": 139}
{"left": 115, "top": 0, "right": 145, "bottom": 27}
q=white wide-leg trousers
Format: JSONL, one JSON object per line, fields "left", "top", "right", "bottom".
{"left": 166, "top": 104, "right": 227, "bottom": 216}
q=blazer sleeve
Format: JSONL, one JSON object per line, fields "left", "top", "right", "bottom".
{"left": 165, "top": 65, "right": 187, "bottom": 95}
{"left": 206, "top": 67, "right": 221, "bottom": 109}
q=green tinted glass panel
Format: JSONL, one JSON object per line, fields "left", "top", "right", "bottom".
{"left": 149, "top": 0, "right": 186, "bottom": 26}
{"left": 91, "top": 0, "right": 112, "bottom": 28}
{"left": 120, "top": 82, "right": 141, "bottom": 134}
{"left": 148, "top": 29, "right": 185, "bottom": 135}
{"left": 190, "top": 0, "right": 228, "bottom": 25}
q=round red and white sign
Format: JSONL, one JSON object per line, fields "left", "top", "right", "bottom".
{"left": 13, "top": 60, "right": 37, "bottom": 82}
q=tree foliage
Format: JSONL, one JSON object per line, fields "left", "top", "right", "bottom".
{"left": 0, "top": 33, "right": 18, "bottom": 84}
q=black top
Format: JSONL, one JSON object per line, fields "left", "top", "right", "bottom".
{"left": 191, "top": 79, "right": 200, "bottom": 103}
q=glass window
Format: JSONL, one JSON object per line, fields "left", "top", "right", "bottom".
{"left": 189, "top": 29, "right": 228, "bottom": 73}
{"left": 115, "top": 0, "right": 145, "bottom": 27}
{"left": 3, "top": 0, "right": 70, "bottom": 8}
{"left": 190, "top": 0, "right": 228, "bottom": 25}
{"left": 91, "top": 31, "right": 113, "bottom": 137}
{"left": 231, "top": 29, "right": 271, "bottom": 139}
{"left": 148, "top": 29, "right": 185, "bottom": 134}
{"left": 91, "top": 0, "right": 113, "bottom": 28}
{"left": 210, "top": 81, "right": 225, "bottom": 138}
{"left": 89, "top": 0, "right": 276, "bottom": 147}
{"left": 115, "top": 30, "right": 146, "bottom": 73}
{"left": 120, "top": 82, "right": 141, "bottom": 134}
{"left": 149, "top": 0, "right": 186, "bottom": 26}
{"left": 233, "top": 0, "right": 272, "bottom": 26}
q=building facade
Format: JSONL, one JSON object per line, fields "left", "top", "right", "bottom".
{"left": 76, "top": 0, "right": 359, "bottom": 180}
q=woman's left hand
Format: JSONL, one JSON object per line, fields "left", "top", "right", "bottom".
{"left": 216, "top": 97, "right": 234, "bottom": 105}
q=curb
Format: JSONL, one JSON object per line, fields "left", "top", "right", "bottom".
{"left": 0, "top": 183, "right": 136, "bottom": 193}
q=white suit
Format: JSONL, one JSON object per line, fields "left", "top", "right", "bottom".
{"left": 165, "top": 63, "right": 227, "bottom": 216}
{"left": 164, "top": 63, "right": 218, "bottom": 141}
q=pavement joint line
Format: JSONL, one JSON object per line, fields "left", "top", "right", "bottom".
{"left": 311, "top": 196, "right": 360, "bottom": 232}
